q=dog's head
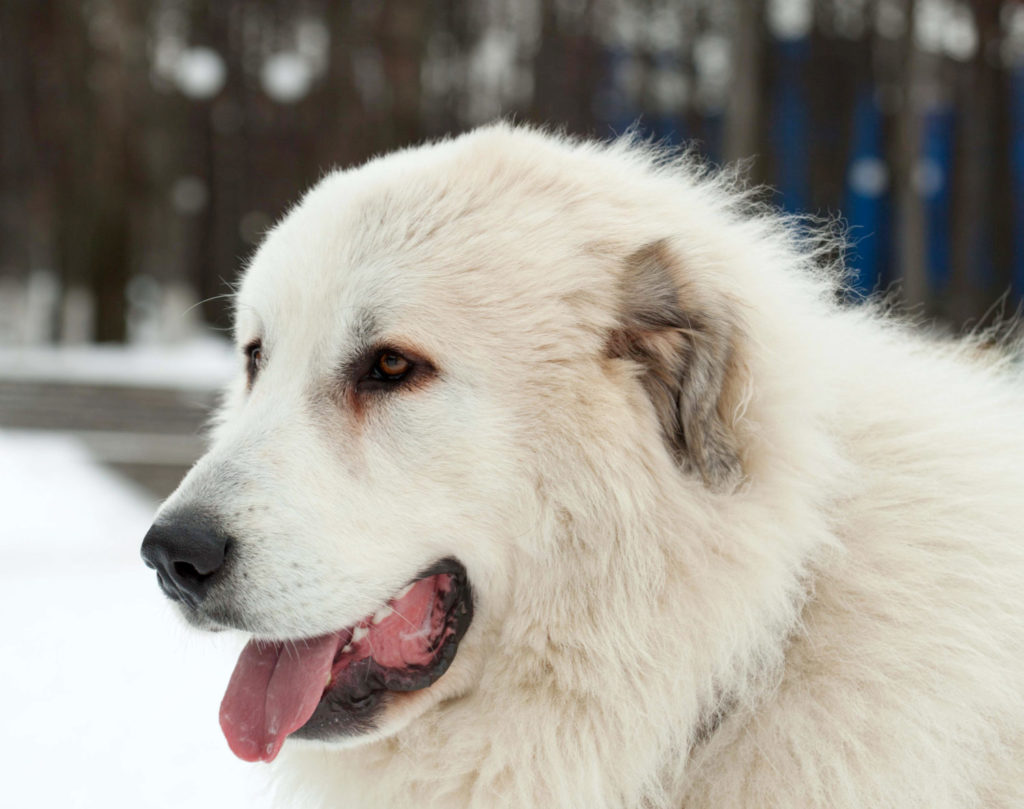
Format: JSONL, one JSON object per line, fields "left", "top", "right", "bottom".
{"left": 140, "top": 125, "right": 753, "bottom": 762}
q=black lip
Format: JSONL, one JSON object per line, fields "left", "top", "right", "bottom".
{"left": 290, "top": 557, "right": 474, "bottom": 742}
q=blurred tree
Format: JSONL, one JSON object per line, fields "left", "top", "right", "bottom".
{"left": 88, "top": 0, "right": 141, "bottom": 343}
{"left": 530, "top": 0, "right": 602, "bottom": 132}
{"left": 724, "top": 0, "right": 766, "bottom": 166}
{"left": 0, "top": 2, "right": 38, "bottom": 294}
{"left": 890, "top": 0, "right": 929, "bottom": 307}
{"left": 1, "top": 0, "right": 1023, "bottom": 343}
{"left": 949, "top": 0, "right": 1009, "bottom": 324}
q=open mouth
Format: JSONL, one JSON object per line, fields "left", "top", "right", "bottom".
{"left": 218, "top": 558, "right": 473, "bottom": 763}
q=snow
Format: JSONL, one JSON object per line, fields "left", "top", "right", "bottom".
{"left": 0, "top": 430, "right": 272, "bottom": 808}
{"left": 174, "top": 47, "right": 228, "bottom": 100}
{"left": 261, "top": 53, "right": 314, "bottom": 103}
{"left": 767, "top": 0, "right": 812, "bottom": 41}
{"left": 0, "top": 337, "right": 237, "bottom": 390}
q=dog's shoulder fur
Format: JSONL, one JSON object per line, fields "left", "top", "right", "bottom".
{"left": 224, "top": 124, "right": 1024, "bottom": 808}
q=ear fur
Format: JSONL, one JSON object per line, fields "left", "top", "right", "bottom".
{"left": 609, "top": 240, "right": 746, "bottom": 490}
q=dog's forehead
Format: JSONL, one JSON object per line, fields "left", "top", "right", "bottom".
{"left": 234, "top": 128, "right": 630, "bottom": 358}
{"left": 236, "top": 177, "right": 430, "bottom": 337}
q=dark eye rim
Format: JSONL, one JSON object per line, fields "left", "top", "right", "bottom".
{"left": 244, "top": 339, "right": 263, "bottom": 386}
{"left": 353, "top": 345, "right": 434, "bottom": 394}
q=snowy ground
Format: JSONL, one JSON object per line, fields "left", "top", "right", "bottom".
{"left": 1, "top": 429, "right": 274, "bottom": 807}
{"left": 0, "top": 337, "right": 237, "bottom": 390}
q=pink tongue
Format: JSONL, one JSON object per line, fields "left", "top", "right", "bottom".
{"left": 219, "top": 633, "right": 341, "bottom": 763}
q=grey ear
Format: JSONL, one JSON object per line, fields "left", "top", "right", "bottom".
{"left": 609, "top": 240, "right": 745, "bottom": 490}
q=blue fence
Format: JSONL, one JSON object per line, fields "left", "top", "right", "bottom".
{"left": 601, "top": 38, "right": 1024, "bottom": 310}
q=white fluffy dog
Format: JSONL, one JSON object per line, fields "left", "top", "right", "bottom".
{"left": 141, "top": 124, "right": 1024, "bottom": 808}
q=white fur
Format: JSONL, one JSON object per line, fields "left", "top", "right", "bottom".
{"left": 159, "top": 124, "right": 1024, "bottom": 808}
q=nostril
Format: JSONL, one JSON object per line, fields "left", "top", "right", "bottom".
{"left": 173, "top": 560, "right": 207, "bottom": 583}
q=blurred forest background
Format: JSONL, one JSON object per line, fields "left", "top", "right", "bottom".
{"left": 1, "top": 0, "right": 1024, "bottom": 345}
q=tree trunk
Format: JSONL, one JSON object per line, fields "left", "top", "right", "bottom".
{"left": 723, "top": 0, "right": 765, "bottom": 164}
{"left": 890, "top": 0, "right": 928, "bottom": 308}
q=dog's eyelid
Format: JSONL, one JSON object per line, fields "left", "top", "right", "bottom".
{"left": 243, "top": 338, "right": 264, "bottom": 386}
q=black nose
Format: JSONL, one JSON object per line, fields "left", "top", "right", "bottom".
{"left": 140, "top": 511, "right": 231, "bottom": 608}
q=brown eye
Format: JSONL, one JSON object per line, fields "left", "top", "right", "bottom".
{"left": 374, "top": 351, "right": 411, "bottom": 380}
{"left": 354, "top": 346, "right": 434, "bottom": 394}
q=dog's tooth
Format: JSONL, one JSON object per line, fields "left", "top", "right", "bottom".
{"left": 372, "top": 605, "right": 394, "bottom": 625}
{"left": 352, "top": 625, "right": 369, "bottom": 643}
{"left": 341, "top": 643, "right": 353, "bottom": 654}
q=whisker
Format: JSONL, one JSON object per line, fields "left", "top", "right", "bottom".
{"left": 182, "top": 291, "right": 237, "bottom": 317}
